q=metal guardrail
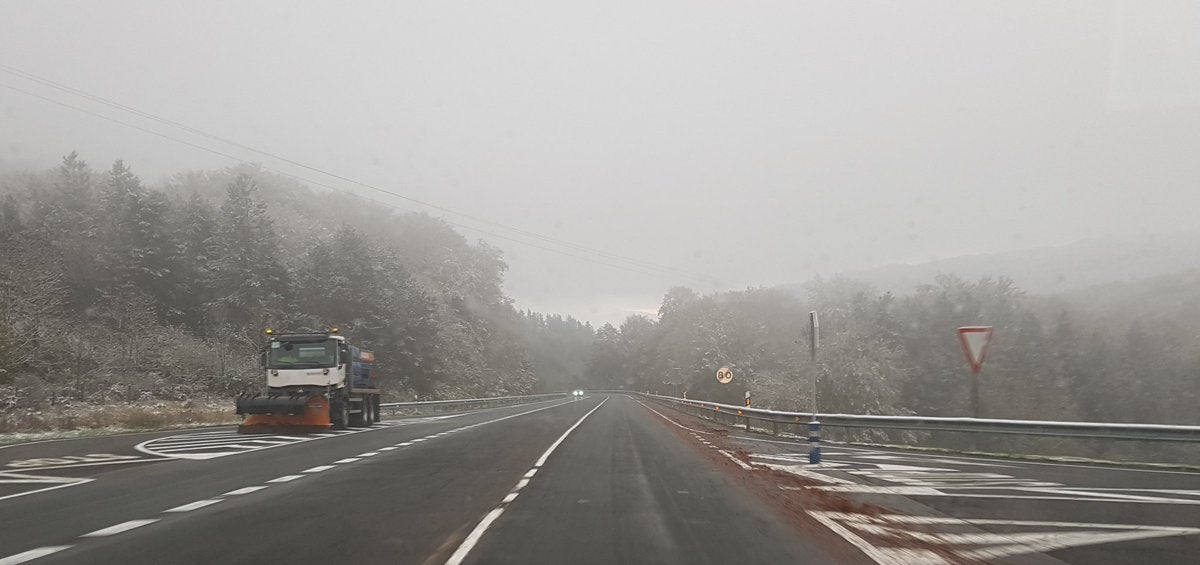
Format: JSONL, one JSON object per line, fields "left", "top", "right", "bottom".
{"left": 642, "top": 393, "right": 1200, "bottom": 443}
{"left": 380, "top": 393, "right": 569, "bottom": 415}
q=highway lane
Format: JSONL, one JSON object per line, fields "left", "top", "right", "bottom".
{"left": 0, "top": 394, "right": 851, "bottom": 564}
{"left": 0, "top": 397, "right": 585, "bottom": 563}
{"left": 460, "top": 393, "right": 851, "bottom": 564}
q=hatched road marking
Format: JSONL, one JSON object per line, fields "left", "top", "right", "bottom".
{"left": 809, "top": 511, "right": 1200, "bottom": 564}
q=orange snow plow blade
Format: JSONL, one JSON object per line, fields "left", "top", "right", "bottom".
{"left": 236, "top": 394, "right": 332, "bottom": 434}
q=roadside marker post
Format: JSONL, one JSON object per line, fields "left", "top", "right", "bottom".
{"left": 808, "top": 311, "right": 821, "bottom": 464}
{"left": 808, "top": 420, "right": 821, "bottom": 464}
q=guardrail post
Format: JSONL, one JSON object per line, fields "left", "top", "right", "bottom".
{"left": 808, "top": 420, "right": 821, "bottom": 464}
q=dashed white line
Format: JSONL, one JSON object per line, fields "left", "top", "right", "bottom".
{"left": 357, "top": 452, "right": 380, "bottom": 457}
{"left": 303, "top": 465, "right": 336, "bottom": 473}
{"left": 223, "top": 486, "right": 268, "bottom": 496}
{"left": 446, "top": 397, "right": 609, "bottom": 565}
{"left": 164, "top": 499, "right": 223, "bottom": 513}
{"left": 82, "top": 519, "right": 159, "bottom": 537}
{"left": 379, "top": 447, "right": 398, "bottom": 451}
{"left": 334, "top": 458, "right": 360, "bottom": 464}
{"left": 0, "top": 546, "right": 73, "bottom": 565}
{"left": 523, "top": 469, "right": 537, "bottom": 479}
{"left": 267, "top": 475, "right": 303, "bottom": 483}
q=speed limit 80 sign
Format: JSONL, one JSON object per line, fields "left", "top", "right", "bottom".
{"left": 716, "top": 367, "right": 733, "bottom": 384}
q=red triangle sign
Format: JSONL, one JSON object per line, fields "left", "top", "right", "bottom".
{"left": 957, "top": 326, "right": 993, "bottom": 374}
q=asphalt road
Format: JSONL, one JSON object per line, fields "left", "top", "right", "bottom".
{"left": 0, "top": 395, "right": 850, "bottom": 565}
{"left": 3, "top": 394, "right": 1196, "bottom": 564}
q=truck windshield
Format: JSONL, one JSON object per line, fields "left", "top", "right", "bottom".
{"left": 266, "top": 340, "right": 337, "bottom": 368}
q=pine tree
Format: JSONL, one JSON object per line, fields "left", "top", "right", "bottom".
{"left": 206, "top": 174, "right": 289, "bottom": 330}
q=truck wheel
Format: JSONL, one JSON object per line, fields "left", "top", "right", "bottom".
{"left": 349, "top": 400, "right": 366, "bottom": 427}
{"left": 331, "top": 399, "right": 348, "bottom": 430}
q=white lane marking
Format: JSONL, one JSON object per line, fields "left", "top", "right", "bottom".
{"left": 267, "top": 475, "right": 303, "bottom": 483}
{"left": 303, "top": 465, "right": 336, "bottom": 473}
{"left": 0, "top": 545, "right": 73, "bottom": 565}
{"left": 446, "top": 397, "right": 609, "bottom": 565}
{"left": 0, "top": 472, "right": 94, "bottom": 502}
{"left": 825, "top": 442, "right": 1200, "bottom": 475}
{"left": 333, "top": 458, "right": 360, "bottom": 464}
{"left": 357, "top": 452, "right": 380, "bottom": 457}
{"left": 634, "top": 399, "right": 715, "bottom": 435}
{"left": 164, "top": 499, "right": 223, "bottom": 513}
{"left": 396, "top": 442, "right": 413, "bottom": 447}
{"left": 447, "top": 507, "right": 506, "bottom": 565}
{"left": 82, "top": 519, "right": 159, "bottom": 537}
{"left": 134, "top": 422, "right": 403, "bottom": 460}
{"left": 810, "top": 511, "right": 1200, "bottom": 564}
{"left": 223, "top": 486, "right": 268, "bottom": 496}
{"left": 412, "top": 438, "right": 427, "bottom": 442}
{"left": 717, "top": 449, "right": 754, "bottom": 471}
{"left": 523, "top": 469, "right": 537, "bottom": 479}
{"left": 379, "top": 447, "right": 398, "bottom": 451}
{"left": 758, "top": 462, "right": 856, "bottom": 484}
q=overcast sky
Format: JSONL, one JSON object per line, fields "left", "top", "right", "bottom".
{"left": 3, "top": 1, "right": 1199, "bottom": 325}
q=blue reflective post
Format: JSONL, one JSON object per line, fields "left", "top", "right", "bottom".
{"left": 808, "top": 420, "right": 821, "bottom": 464}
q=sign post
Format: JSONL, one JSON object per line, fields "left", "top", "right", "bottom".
{"left": 957, "top": 326, "right": 994, "bottom": 419}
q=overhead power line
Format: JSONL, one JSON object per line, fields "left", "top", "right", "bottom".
{"left": 0, "top": 63, "right": 718, "bottom": 287}
{"left": 0, "top": 79, "right": 694, "bottom": 281}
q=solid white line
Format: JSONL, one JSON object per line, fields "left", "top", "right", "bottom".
{"left": 0, "top": 477, "right": 94, "bottom": 502}
{"left": 534, "top": 398, "right": 608, "bottom": 468}
{"left": 223, "top": 486, "right": 268, "bottom": 496}
{"left": 267, "top": 475, "right": 303, "bottom": 483}
{"left": 303, "top": 465, "right": 336, "bottom": 473}
{"left": 164, "top": 499, "right": 223, "bottom": 513}
{"left": 445, "top": 508, "right": 507, "bottom": 565}
{"left": 334, "top": 458, "right": 360, "bottom": 464}
{"left": 446, "top": 397, "right": 609, "bottom": 565}
{"left": 0, "top": 546, "right": 73, "bottom": 565}
{"left": 82, "top": 519, "right": 159, "bottom": 537}
{"left": 634, "top": 399, "right": 715, "bottom": 435}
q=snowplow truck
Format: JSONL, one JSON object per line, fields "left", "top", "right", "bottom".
{"left": 236, "top": 329, "right": 381, "bottom": 433}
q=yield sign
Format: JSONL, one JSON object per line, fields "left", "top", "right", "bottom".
{"left": 957, "top": 326, "right": 993, "bottom": 374}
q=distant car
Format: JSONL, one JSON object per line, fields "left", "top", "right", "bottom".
{"left": 572, "top": 389, "right": 584, "bottom": 398}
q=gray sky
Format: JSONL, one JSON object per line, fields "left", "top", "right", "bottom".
{"left": 3, "top": 1, "right": 1199, "bottom": 324}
